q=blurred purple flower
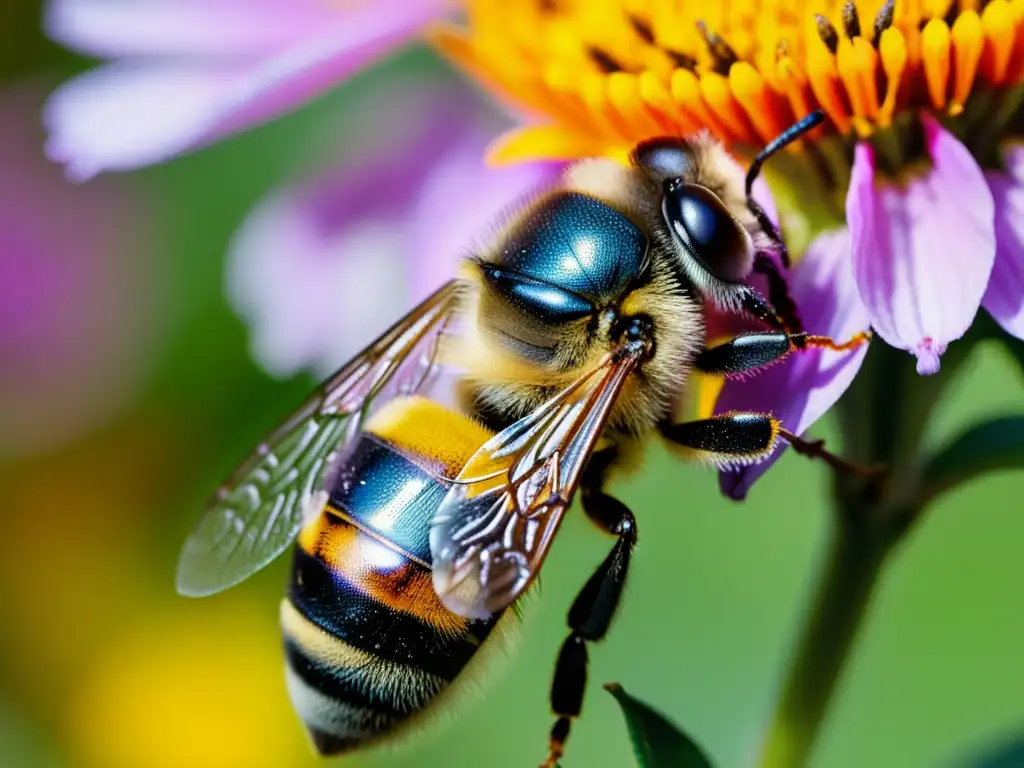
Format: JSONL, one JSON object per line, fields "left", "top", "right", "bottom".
{"left": 716, "top": 229, "right": 871, "bottom": 500}
{"left": 227, "top": 74, "right": 561, "bottom": 378}
{"left": 845, "top": 113, "right": 1000, "bottom": 375}
{"left": 43, "top": 0, "right": 454, "bottom": 180}
{"left": 0, "top": 84, "right": 158, "bottom": 457}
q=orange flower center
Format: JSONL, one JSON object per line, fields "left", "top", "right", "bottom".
{"left": 434, "top": 0, "right": 1024, "bottom": 165}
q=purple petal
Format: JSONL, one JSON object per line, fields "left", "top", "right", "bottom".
{"left": 408, "top": 146, "right": 564, "bottom": 303}
{"left": 0, "top": 85, "right": 156, "bottom": 456}
{"left": 750, "top": 175, "right": 778, "bottom": 229}
{"left": 44, "top": 0, "right": 450, "bottom": 178}
{"left": 846, "top": 113, "right": 995, "bottom": 375}
{"left": 747, "top": 174, "right": 785, "bottom": 269}
{"left": 45, "top": 0, "right": 329, "bottom": 58}
{"left": 44, "top": 63, "right": 239, "bottom": 180}
{"left": 226, "top": 76, "right": 520, "bottom": 378}
{"left": 982, "top": 146, "right": 1024, "bottom": 339}
{"left": 228, "top": 195, "right": 411, "bottom": 378}
{"left": 716, "top": 229, "right": 871, "bottom": 500}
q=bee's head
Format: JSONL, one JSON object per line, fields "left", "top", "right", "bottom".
{"left": 471, "top": 191, "right": 654, "bottom": 375}
{"left": 632, "top": 137, "right": 757, "bottom": 309}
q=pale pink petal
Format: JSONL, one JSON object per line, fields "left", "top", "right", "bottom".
{"left": 0, "top": 85, "right": 157, "bottom": 457}
{"left": 228, "top": 196, "right": 410, "bottom": 378}
{"left": 846, "top": 113, "right": 995, "bottom": 374}
{"left": 44, "top": 0, "right": 450, "bottom": 178}
{"left": 46, "top": 0, "right": 330, "bottom": 58}
{"left": 206, "top": 2, "right": 450, "bottom": 137}
{"left": 409, "top": 144, "right": 563, "bottom": 302}
{"left": 717, "top": 228, "right": 871, "bottom": 500}
{"left": 982, "top": 147, "right": 1024, "bottom": 339}
{"left": 44, "top": 63, "right": 239, "bottom": 180}
{"left": 227, "top": 76, "right": 510, "bottom": 377}
{"left": 751, "top": 175, "right": 778, "bottom": 230}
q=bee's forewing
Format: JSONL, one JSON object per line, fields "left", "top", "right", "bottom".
{"left": 175, "top": 281, "right": 461, "bottom": 597}
{"left": 429, "top": 342, "right": 646, "bottom": 619}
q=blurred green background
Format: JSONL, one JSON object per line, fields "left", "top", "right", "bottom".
{"left": 2, "top": 4, "right": 1023, "bottom": 767}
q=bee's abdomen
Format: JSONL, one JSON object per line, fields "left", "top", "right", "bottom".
{"left": 283, "top": 396, "right": 496, "bottom": 755}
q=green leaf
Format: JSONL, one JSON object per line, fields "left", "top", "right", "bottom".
{"left": 960, "top": 734, "right": 1024, "bottom": 767}
{"left": 971, "top": 310, "right": 1024, "bottom": 384}
{"left": 605, "top": 683, "right": 715, "bottom": 768}
{"left": 921, "top": 416, "right": 1024, "bottom": 505}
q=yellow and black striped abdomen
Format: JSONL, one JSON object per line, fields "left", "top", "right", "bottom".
{"left": 283, "top": 396, "right": 498, "bottom": 755}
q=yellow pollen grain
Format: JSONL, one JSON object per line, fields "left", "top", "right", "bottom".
{"left": 950, "top": 11, "right": 983, "bottom": 115}
{"left": 922, "top": 18, "right": 952, "bottom": 110}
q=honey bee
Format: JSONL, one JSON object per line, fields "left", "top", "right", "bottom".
{"left": 176, "top": 110, "right": 866, "bottom": 766}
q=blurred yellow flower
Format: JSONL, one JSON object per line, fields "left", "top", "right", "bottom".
{"left": 0, "top": 422, "right": 170, "bottom": 714}
{"left": 66, "top": 601, "right": 314, "bottom": 768}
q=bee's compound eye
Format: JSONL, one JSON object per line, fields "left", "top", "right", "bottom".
{"left": 484, "top": 268, "right": 594, "bottom": 323}
{"left": 633, "top": 138, "right": 695, "bottom": 180}
{"left": 663, "top": 183, "right": 749, "bottom": 282}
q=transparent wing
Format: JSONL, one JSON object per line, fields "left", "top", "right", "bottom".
{"left": 176, "top": 281, "right": 461, "bottom": 597}
{"left": 429, "top": 340, "right": 648, "bottom": 619}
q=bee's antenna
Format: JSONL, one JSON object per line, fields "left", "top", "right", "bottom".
{"left": 745, "top": 110, "right": 825, "bottom": 199}
{"left": 743, "top": 110, "right": 824, "bottom": 269}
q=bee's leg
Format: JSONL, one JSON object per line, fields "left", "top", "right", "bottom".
{"left": 735, "top": 283, "right": 786, "bottom": 332}
{"left": 660, "top": 413, "right": 881, "bottom": 479}
{"left": 752, "top": 252, "right": 805, "bottom": 338}
{"left": 748, "top": 200, "right": 791, "bottom": 268}
{"left": 660, "top": 412, "right": 782, "bottom": 467}
{"left": 744, "top": 110, "right": 825, "bottom": 269}
{"left": 731, "top": 251, "right": 806, "bottom": 342}
{"left": 695, "top": 329, "right": 870, "bottom": 377}
{"left": 542, "top": 449, "right": 636, "bottom": 768}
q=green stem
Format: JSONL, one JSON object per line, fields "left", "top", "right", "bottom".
{"left": 758, "top": 339, "right": 966, "bottom": 768}
{"left": 758, "top": 509, "right": 892, "bottom": 768}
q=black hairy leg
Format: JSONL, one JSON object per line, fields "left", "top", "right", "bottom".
{"left": 660, "top": 412, "right": 882, "bottom": 480}
{"left": 660, "top": 411, "right": 781, "bottom": 468}
{"left": 744, "top": 110, "right": 825, "bottom": 269}
{"left": 753, "top": 253, "right": 805, "bottom": 339}
{"left": 541, "top": 448, "right": 636, "bottom": 768}
{"left": 695, "top": 329, "right": 871, "bottom": 377}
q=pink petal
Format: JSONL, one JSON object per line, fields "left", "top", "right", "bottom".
{"left": 409, "top": 145, "right": 564, "bottom": 303}
{"left": 228, "top": 196, "right": 410, "bottom": 378}
{"left": 44, "top": 0, "right": 450, "bottom": 178}
{"left": 46, "top": 0, "right": 330, "bottom": 58}
{"left": 982, "top": 147, "right": 1024, "bottom": 339}
{"left": 750, "top": 175, "right": 778, "bottom": 229}
{"left": 44, "top": 63, "right": 239, "bottom": 180}
{"left": 0, "top": 85, "right": 157, "bottom": 457}
{"left": 717, "top": 228, "right": 871, "bottom": 500}
{"left": 226, "top": 76, "right": 515, "bottom": 378}
{"left": 846, "top": 113, "right": 995, "bottom": 375}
